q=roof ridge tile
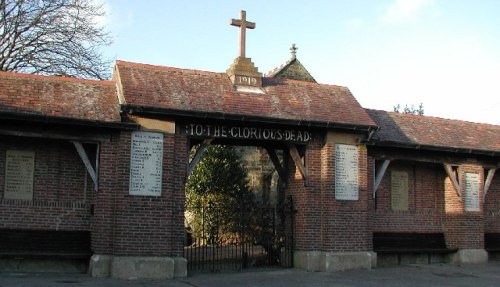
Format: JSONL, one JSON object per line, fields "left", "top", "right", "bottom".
{"left": 0, "top": 71, "right": 114, "bottom": 86}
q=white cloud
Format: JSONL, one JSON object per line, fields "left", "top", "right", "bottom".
{"left": 381, "top": 0, "right": 434, "bottom": 23}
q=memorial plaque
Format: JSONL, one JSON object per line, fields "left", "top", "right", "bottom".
{"left": 129, "top": 131, "right": 163, "bottom": 196}
{"left": 4, "top": 150, "right": 35, "bottom": 200}
{"left": 391, "top": 171, "right": 409, "bottom": 211}
{"left": 464, "top": 173, "right": 480, "bottom": 211}
{"left": 335, "top": 144, "right": 359, "bottom": 200}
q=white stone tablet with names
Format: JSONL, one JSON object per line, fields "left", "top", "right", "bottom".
{"left": 335, "top": 144, "right": 359, "bottom": 200}
{"left": 464, "top": 173, "right": 480, "bottom": 211}
{"left": 129, "top": 131, "right": 164, "bottom": 196}
{"left": 4, "top": 150, "right": 35, "bottom": 200}
{"left": 391, "top": 171, "right": 409, "bottom": 211}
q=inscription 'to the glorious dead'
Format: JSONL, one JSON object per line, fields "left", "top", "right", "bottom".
{"left": 184, "top": 124, "right": 312, "bottom": 143}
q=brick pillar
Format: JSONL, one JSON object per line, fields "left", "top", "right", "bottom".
{"left": 290, "top": 132, "right": 372, "bottom": 272}
{"left": 443, "top": 164, "right": 487, "bottom": 263}
{"left": 109, "top": 132, "right": 187, "bottom": 257}
{"left": 320, "top": 142, "right": 370, "bottom": 253}
{"left": 290, "top": 135, "right": 323, "bottom": 252}
{"left": 89, "top": 132, "right": 119, "bottom": 277}
{"left": 90, "top": 131, "right": 189, "bottom": 278}
{"left": 91, "top": 132, "right": 119, "bottom": 255}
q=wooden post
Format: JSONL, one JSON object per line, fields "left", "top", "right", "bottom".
{"left": 444, "top": 164, "right": 462, "bottom": 200}
{"left": 265, "top": 147, "right": 287, "bottom": 185}
{"left": 373, "top": 160, "right": 390, "bottom": 198}
{"left": 72, "top": 141, "right": 98, "bottom": 191}
{"left": 187, "top": 138, "right": 213, "bottom": 177}
{"left": 288, "top": 144, "right": 307, "bottom": 186}
{"left": 484, "top": 168, "right": 497, "bottom": 200}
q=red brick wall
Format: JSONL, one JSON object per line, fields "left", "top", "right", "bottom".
{"left": 320, "top": 143, "right": 370, "bottom": 252}
{"left": 484, "top": 172, "right": 500, "bottom": 233}
{"left": 91, "top": 133, "right": 119, "bottom": 254}
{"left": 443, "top": 164, "right": 484, "bottom": 249}
{"left": 0, "top": 136, "right": 92, "bottom": 231}
{"left": 288, "top": 136, "right": 322, "bottom": 251}
{"left": 368, "top": 161, "right": 443, "bottom": 233}
{"left": 91, "top": 131, "right": 188, "bottom": 257}
{"left": 289, "top": 134, "right": 370, "bottom": 252}
{"left": 368, "top": 160, "right": 488, "bottom": 249}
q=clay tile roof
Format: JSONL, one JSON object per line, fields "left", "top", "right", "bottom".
{"left": 115, "top": 60, "right": 376, "bottom": 128}
{"left": 0, "top": 71, "right": 120, "bottom": 123}
{"left": 367, "top": 109, "right": 500, "bottom": 153}
{"left": 265, "top": 57, "right": 316, "bottom": 83}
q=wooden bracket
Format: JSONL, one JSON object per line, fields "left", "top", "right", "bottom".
{"left": 444, "top": 164, "right": 461, "bottom": 200}
{"left": 187, "top": 138, "right": 213, "bottom": 177}
{"left": 484, "top": 168, "right": 497, "bottom": 200}
{"left": 265, "top": 147, "right": 287, "bottom": 185}
{"left": 288, "top": 144, "right": 307, "bottom": 186}
{"left": 373, "top": 160, "right": 390, "bottom": 198}
{"left": 72, "top": 141, "right": 98, "bottom": 191}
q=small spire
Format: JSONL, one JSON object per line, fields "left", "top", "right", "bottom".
{"left": 290, "top": 44, "right": 298, "bottom": 59}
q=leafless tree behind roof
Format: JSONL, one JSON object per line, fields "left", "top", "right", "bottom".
{"left": 0, "top": 0, "right": 113, "bottom": 80}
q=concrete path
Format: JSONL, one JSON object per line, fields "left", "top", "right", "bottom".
{"left": 1, "top": 262, "right": 499, "bottom": 287}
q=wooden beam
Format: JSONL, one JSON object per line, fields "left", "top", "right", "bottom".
{"left": 128, "top": 115, "right": 175, "bottom": 133}
{"left": 369, "top": 147, "right": 498, "bottom": 168}
{"left": 288, "top": 144, "right": 307, "bottom": 186}
{"left": 444, "top": 164, "right": 461, "bottom": 199}
{"left": 72, "top": 142, "right": 98, "bottom": 191}
{"left": 187, "top": 139, "right": 213, "bottom": 177}
{"left": 0, "top": 128, "right": 111, "bottom": 142}
{"left": 265, "top": 147, "right": 286, "bottom": 185}
{"left": 373, "top": 160, "right": 390, "bottom": 198}
{"left": 484, "top": 168, "right": 497, "bottom": 200}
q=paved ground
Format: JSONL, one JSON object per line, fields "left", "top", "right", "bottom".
{"left": 1, "top": 262, "right": 500, "bottom": 287}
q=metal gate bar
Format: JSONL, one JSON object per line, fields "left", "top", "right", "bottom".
{"left": 184, "top": 195, "right": 294, "bottom": 273}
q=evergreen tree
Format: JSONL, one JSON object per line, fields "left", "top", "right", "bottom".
{"left": 185, "top": 145, "right": 254, "bottom": 244}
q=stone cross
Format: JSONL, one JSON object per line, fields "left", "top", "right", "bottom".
{"left": 230, "top": 10, "right": 255, "bottom": 58}
{"left": 290, "top": 44, "right": 298, "bottom": 59}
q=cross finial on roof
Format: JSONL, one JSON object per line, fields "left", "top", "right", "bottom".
{"left": 290, "top": 44, "right": 298, "bottom": 59}
{"left": 230, "top": 10, "right": 255, "bottom": 58}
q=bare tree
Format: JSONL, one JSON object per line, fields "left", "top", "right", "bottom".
{"left": 393, "top": 103, "right": 424, "bottom": 115}
{"left": 0, "top": 0, "right": 112, "bottom": 80}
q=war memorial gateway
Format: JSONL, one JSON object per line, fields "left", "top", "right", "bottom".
{"left": 0, "top": 11, "right": 499, "bottom": 279}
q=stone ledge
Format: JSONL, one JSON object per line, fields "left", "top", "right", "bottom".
{"left": 294, "top": 251, "right": 374, "bottom": 272}
{"left": 89, "top": 255, "right": 188, "bottom": 279}
{"left": 111, "top": 256, "right": 174, "bottom": 280}
{"left": 173, "top": 257, "right": 187, "bottom": 278}
{"left": 89, "top": 254, "right": 113, "bottom": 277}
{"left": 447, "top": 249, "right": 488, "bottom": 264}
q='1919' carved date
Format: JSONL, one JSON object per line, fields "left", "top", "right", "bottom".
{"left": 236, "top": 76, "right": 257, "bottom": 85}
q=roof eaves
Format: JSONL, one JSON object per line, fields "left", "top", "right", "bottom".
{"left": 367, "top": 140, "right": 499, "bottom": 157}
{"left": 0, "top": 110, "right": 137, "bottom": 130}
{"left": 122, "top": 104, "right": 377, "bottom": 134}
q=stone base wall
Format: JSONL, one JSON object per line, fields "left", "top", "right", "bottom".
{"left": 447, "top": 249, "right": 488, "bottom": 264}
{"left": 294, "top": 251, "right": 375, "bottom": 272}
{"left": 89, "top": 255, "right": 187, "bottom": 279}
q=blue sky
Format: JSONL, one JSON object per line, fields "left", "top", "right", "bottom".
{"left": 101, "top": 0, "right": 500, "bottom": 125}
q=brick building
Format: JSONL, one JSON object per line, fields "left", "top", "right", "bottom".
{"left": 367, "top": 110, "right": 500, "bottom": 265}
{"left": 0, "top": 11, "right": 499, "bottom": 280}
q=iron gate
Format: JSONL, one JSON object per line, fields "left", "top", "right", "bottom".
{"left": 184, "top": 195, "right": 295, "bottom": 273}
